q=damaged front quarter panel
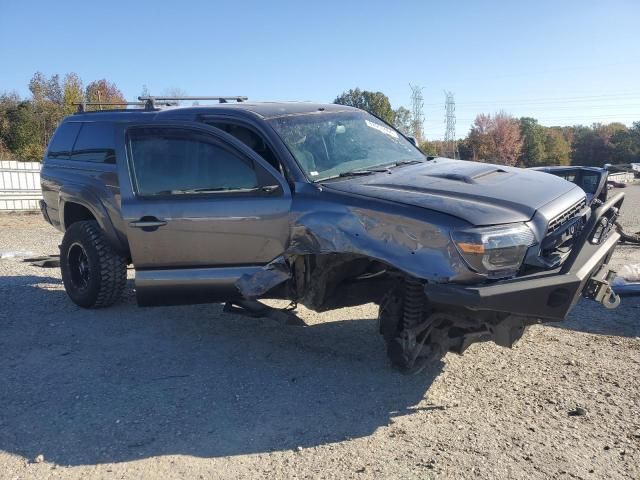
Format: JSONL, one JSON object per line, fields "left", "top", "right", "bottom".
{"left": 236, "top": 187, "right": 474, "bottom": 305}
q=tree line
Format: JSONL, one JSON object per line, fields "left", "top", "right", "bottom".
{"left": 0, "top": 72, "right": 126, "bottom": 161}
{"left": 1, "top": 76, "right": 638, "bottom": 167}
{"left": 334, "top": 88, "right": 640, "bottom": 168}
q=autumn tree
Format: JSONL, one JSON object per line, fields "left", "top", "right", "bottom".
{"left": 62, "top": 73, "right": 84, "bottom": 116}
{"left": 85, "top": 79, "right": 126, "bottom": 110}
{"left": 28, "top": 72, "right": 64, "bottom": 153}
{"left": 467, "top": 113, "right": 521, "bottom": 165}
{"left": 468, "top": 114, "right": 496, "bottom": 161}
{"left": 334, "top": 88, "right": 395, "bottom": 124}
{"left": 492, "top": 112, "right": 522, "bottom": 166}
{"left": 0, "top": 73, "right": 127, "bottom": 160}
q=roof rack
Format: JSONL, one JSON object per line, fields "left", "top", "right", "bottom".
{"left": 138, "top": 96, "right": 248, "bottom": 109}
{"left": 73, "top": 95, "right": 248, "bottom": 113}
{"left": 73, "top": 100, "right": 181, "bottom": 113}
{"left": 73, "top": 101, "right": 149, "bottom": 113}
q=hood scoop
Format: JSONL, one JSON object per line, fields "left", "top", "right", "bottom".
{"left": 423, "top": 167, "right": 508, "bottom": 184}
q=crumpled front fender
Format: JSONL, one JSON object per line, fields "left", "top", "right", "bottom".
{"left": 236, "top": 196, "right": 473, "bottom": 299}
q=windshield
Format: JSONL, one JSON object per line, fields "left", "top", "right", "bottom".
{"left": 268, "top": 111, "right": 425, "bottom": 181}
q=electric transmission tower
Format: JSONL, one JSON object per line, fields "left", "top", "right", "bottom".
{"left": 444, "top": 91, "right": 457, "bottom": 158}
{"left": 409, "top": 84, "right": 425, "bottom": 144}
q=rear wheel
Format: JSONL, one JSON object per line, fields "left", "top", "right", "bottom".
{"left": 60, "top": 220, "right": 127, "bottom": 308}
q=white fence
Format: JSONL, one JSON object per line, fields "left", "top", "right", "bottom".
{"left": 0, "top": 160, "right": 43, "bottom": 211}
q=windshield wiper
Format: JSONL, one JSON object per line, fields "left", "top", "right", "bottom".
{"left": 338, "top": 167, "right": 393, "bottom": 178}
{"left": 387, "top": 159, "right": 423, "bottom": 168}
{"left": 337, "top": 170, "right": 378, "bottom": 178}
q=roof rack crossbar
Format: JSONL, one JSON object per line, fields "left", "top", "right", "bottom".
{"left": 73, "top": 101, "right": 148, "bottom": 113}
{"left": 138, "top": 96, "right": 248, "bottom": 109}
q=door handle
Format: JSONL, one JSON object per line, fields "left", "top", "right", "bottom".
{"left": 261, "top": 185, "right": 281, "bottom": 194}
{"left": 130, "top": 218, "right": 167, "bottom": 228}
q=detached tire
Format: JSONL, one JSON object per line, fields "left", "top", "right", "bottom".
{"left": 60, "top": 220, "right": 127, "bottom": 308}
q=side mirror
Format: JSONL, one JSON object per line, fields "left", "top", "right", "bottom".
{"left": 407, "top": 136, "right": 418, "bottom": 147}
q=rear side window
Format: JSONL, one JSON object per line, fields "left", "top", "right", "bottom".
{"left": 47, "top": 122, "right": 81, "bottom": 160}
{"left": 71, "top": 122, "right": 117, "bottom": 163}
{"left": 127, "top": 127, "right": 259, "bottom": 196}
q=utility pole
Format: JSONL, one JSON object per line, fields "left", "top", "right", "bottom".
{"left": 444, "top": 91, "right": 457, "bottom": 158}
{"left": 409, "top": 84, "right": 425, "bottom": 144}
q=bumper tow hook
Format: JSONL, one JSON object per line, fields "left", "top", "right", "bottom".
{"left": 600, "top": 288, "right": 621, "bottom": 309}
{"left": 591, "top": 266, "right": 621, "bottom": 309}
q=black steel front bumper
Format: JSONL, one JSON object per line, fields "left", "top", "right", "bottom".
{"left": 425, "top": 192, "right": 625, "bottom": 322}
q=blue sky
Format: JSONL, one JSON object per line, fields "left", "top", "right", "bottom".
{"left": 1, "top": 0, "right": 639, "bottom": 139}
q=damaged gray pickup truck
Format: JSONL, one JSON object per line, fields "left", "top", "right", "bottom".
{"left": 40, "top": 97, "right": 625, "bottom": 371}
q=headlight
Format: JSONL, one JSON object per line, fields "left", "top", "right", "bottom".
{"left": 451, "top": 224, "right": 536, "bottom": 278}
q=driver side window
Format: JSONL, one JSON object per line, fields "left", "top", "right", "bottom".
{"left": 128, "top": 127, "right": 258, "bottom": 196}
{"left": 205, "top": 121, "right": 282, "bottom": 174}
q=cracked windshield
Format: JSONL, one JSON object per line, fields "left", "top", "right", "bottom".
{"left": 270, "top": 111, "right": 425, "bottom": 181}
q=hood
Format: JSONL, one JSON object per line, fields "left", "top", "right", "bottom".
{"left": 322, "top": 158, "right": 581, "bottom": 226}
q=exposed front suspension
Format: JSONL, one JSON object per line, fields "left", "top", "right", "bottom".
{"left": 379, "top": 277, "right": 531, "bottom": 373}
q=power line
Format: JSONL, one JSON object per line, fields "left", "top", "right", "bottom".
{"left": 445, "top": 60, "right": 640, "bottom": 83}
{"left": 454, "top": 113, "right": 639, "bottom": 123}
{"left": 479, "top": 103, "right": 640, "bottom": 112}
{"left": 423, "top": 92, "right": 640, "bottom": 107}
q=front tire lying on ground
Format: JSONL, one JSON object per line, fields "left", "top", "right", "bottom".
{"left": 60, "top": 220, "right": 127, "bottom": 308}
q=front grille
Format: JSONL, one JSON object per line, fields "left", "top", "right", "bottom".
{"left": 547, "top": 198, "right": 587, "bottom": 234}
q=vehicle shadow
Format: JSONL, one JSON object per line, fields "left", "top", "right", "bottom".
{"left": 548, "top": 295, "right": 640, "bottom": 338}
{"left": 0, "top": 275, "right": 441, "bottom": 466}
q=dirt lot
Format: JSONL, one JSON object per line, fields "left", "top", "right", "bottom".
{"left": 1, "top": 187, "right": 639, "bottom": 480}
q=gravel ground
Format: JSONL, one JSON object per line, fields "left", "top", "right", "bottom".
{"left": 0, "top": 186, "right": 639, "bottom": 480}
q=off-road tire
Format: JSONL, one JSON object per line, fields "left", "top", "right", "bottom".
{"left": 60, "top": 220, "right": 127, "bottom": 308}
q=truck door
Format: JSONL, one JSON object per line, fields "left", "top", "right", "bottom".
{"left": 117, "top": 122, "right": 292, "bottom": 306}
